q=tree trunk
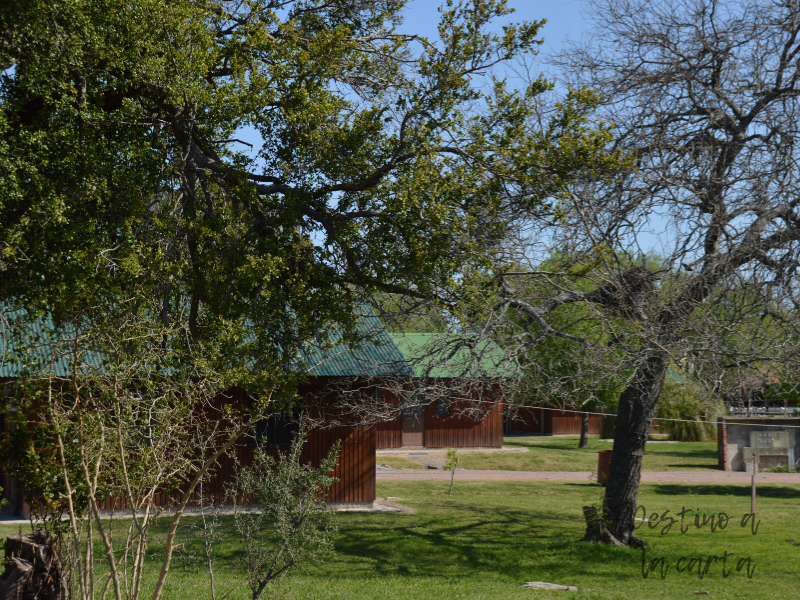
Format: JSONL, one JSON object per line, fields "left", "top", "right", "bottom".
{"left": 599, "top": 414, "right": 616, "bottom": 439}
{"left": 603, "top": 349, "right": 668, "bottom": 547}
{"left": 578, "top": 412, "right": 589, "bottom": 448}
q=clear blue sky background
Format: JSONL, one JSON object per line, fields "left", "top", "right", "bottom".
{"left": 396, "top": 0, "right": 588, "bottom": 55}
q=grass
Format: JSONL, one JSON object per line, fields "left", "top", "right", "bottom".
{"left": 3, "top": 479, "right": 797, "bottom": 599}
{"left": 378, "top": 456, "right": 423, "bottom": 469}
{"left": 455, "top": 435, "right": 719, "bottom": 472}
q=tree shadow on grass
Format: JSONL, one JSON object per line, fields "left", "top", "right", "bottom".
{"left": 140, "top": 507, "right": 646, "bottom": 591}
{"left": 649, "top": 463, "right": 720, "bottom": 470}
{"left": 328, "top": 503, "right": 641, "bottom": 584}
{"left": 647, "top": 484, "right": 800, "bottom": 498}
{"left": 644, "top": 449, "right": 717, "bottom": 458}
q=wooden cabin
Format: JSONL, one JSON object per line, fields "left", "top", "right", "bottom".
{"left": 506, "top": 406, "right": 603, "bottom": 435}
{"left": 374, "top": 333, "right": 509, "bottom": 449}
{"left": 505, "top": 405, "right": 667, "bottom": 436}
{"left": 1, "top": 316, "right": 409, "bottom": 515}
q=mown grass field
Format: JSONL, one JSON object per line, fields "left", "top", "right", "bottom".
{"left": 3, "top": 478, "right": 797, "bottom": 600}
{"left": 380, "top": 435, "right": 719, "bottom": 472}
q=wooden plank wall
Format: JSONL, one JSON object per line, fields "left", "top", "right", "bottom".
{"left": 374, "top": 386, "right": 504, "bottom": 449}
{"left": 506, "top": 406, "right": 667, "bottom": 435}
{"left": 550, "top": 411, "right": 603, "bottom": 435}
{"left": 506, "top": 407, "right": 544, "bottom": 434}
{"left": 374, "top": 389, "right": 402, "bottom": 449}
{"left": 507, "top": 407, "right": 602, "bottom": 434}
{"left": 96, "top": 384, "right": 376, "bottom": 510}
{"left": 423, "top": 396, "right": 503, "bottom": 448}
{"left": 306, "top": 423, "right": 374, "bottom": 503}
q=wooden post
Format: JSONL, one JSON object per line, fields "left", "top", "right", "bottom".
{"left": 751, "top": 454, "right": 757, "bottom": 514}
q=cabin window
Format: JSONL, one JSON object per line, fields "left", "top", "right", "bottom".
{"left": 403, "top": 405, "right": 423, "bottom": 418}
{"left": 252, "top": 413, "right": 299, "bottom": 447}
{"left": 434, "top": 397, "right": 451, "bottom": 418}
{"left": 248, "top": 395, "right": 301, "bottom": 448}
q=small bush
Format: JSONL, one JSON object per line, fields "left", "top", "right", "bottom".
{"left": 229, "top": 431, "right": 340, "bottom": 600}
{"left": 765, "top": 462, "right": 800, "bottom": 473}
{"left": 658, "top": 376, "right": 723, "bottom": 442}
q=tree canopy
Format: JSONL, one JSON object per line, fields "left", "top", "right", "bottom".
{"left": 461, "top": 0, "right": 800, "bottom": 546}
{"left": 0, "top": 2, "right": 622, "bottom": 598}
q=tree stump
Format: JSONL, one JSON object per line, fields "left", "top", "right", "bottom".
{"left": 0, "top": 530, "right": 67, "bottom": 600}
{"left": 581, "top": 506, "right": 625, "bottom": 547}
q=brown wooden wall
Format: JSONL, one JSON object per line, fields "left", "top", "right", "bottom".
{"left": 506, "top": 406, "right": 545, "bottom": 434}
{"left": 374, "top": 385, "right": 503, "bottom": 449}
{"left": 423, "top": 397, "right": 503, "bottom": 448}
{"left": 202, "top": 386, "right": 376, "bottom": 505}
{"left": 34, "top": 383, "right": 375, "bottom": 513}
{"left": 307, "top": 423, "right": 374, "bottom": 503}
{"left": 507, "top": 406, "right": 602, "bottom": 434}
{"left": 550, "top": 411, "right": 603, "bottom": 435}
{"left": 374, "top": 389, "right": 403, "bottom": 449}
{"left": 506, "top": 406, "right": 666, "bottom": 435}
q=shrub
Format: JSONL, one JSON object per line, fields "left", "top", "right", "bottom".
{"left": 657, "top": 377, "right": 723, "bottom": 442}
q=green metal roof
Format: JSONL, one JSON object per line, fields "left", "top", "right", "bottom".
{"left": 389, "top": 333, "right": 516, "bottom": 379}
{"left": 0, "top": 311, "right": 411, "bottom": 379}
{"left": 304, "top": 315, "right": 412, "bottom": 377}
{"left": 0, "top": 313, "right": 105, "bottom": 378}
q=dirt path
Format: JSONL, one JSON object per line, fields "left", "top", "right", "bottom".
{"left": 376, "top": 469, "right": 800, "bottom": 484}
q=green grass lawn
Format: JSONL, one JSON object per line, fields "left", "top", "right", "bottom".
{"left": 382, "top": 435, "right": 719, "bottom": 472}
{"left": 378, "top": 455, "right": 424, "bottom": 469}
{"left": 3, "top": 479, "right": 796, "bottom": 599}
{"left": 473, "top": 435, "right": 720, "bottom": 472}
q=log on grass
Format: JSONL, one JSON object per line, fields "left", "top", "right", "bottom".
{"left": 0, "top": 530, "right": 67, "bottom": 600}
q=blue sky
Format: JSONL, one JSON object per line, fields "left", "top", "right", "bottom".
{"left": 236, "top": 0, "right": 590, "bottom": 154}
{"left": 396, "top": 0, "right": 589, "bottom": 55}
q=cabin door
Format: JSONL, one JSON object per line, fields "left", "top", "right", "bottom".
{"left": 401, "top": 406, "right": 424, "bottom": 447}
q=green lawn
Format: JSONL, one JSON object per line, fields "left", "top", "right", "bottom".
{"left": 383, "top": 435, "right": 719, "bottom": 472}
{"left": 379, "top": 455, "right": 424, "bottom": 469}
{"left": 3, "top": 479, "right": 796, "bottom": 599}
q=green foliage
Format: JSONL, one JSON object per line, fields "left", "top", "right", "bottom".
{"left": 229, "top": 432, "right": 340, "bottom": 600}
{"left": 443, "top": 448, "right": 460, "bottom": 472}
{"left": 0, "top": 0, "right": 623, "bottom": 396}
{"left": 444, "top": 447, "right": 460, "bottom": 496}
{"left": 657, "top": 376, "right": 723, "bottom": 442}
{"left": 500, "top": 252, "right": 669, "bottom": 412}
{"left": 0, "top": 391, "right": 90, "bottom": 518}
{"left": 764, "top": 462, "right": 800, "bottom": 473}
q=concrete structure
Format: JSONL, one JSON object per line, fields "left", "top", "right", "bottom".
{"left": 717, "top": 417, "right": 800, "bottom": 471}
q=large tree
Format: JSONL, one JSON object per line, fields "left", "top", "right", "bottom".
{"left": 0, "top": 1, "right": 619, "bottom": 597}
{"left": 0, "top": 0, "right": 621, "bottom": 385}
{"left": 453, "top": 0, "right": 800, "bottom": 547}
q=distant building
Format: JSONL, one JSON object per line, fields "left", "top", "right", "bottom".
{"left": 374, "top": 333, "right": 510, "bottom": 449}
{"left": 717, "top": 417, "right": 800, "bottom": 472}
